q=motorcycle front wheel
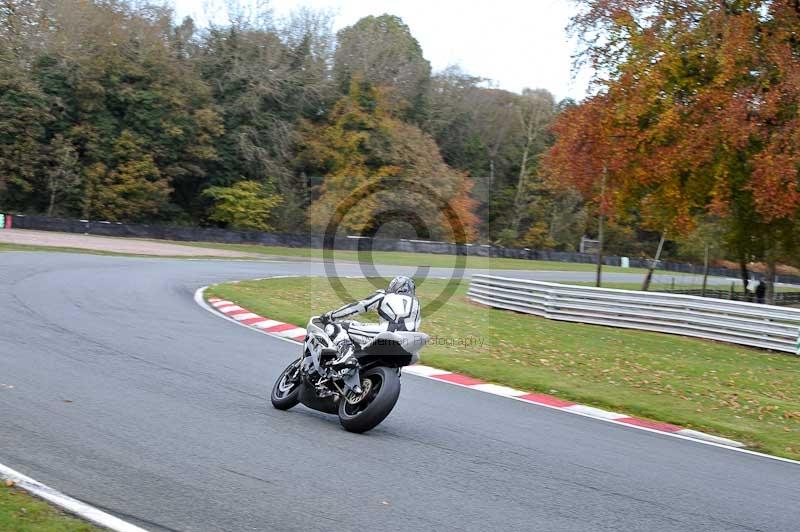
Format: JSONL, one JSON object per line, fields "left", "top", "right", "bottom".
{"left": 338, "top": 366, "right": 401, "bottom": 433}
{"left": 271, "top": 359, "right": 303, "bottom": 410}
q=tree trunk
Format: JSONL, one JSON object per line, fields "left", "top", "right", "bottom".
{"left": 641, "top": 232, "right": 667, "bottom": 291}
{"left": 765, "top": 253, "right": 777, "bottom": 305}
{"left": 701, "top": 242, "right": 709, "bottom": 297}
{"left": 595, "top": 166, "right": 607, "bottom": 288}
{"left": 595, "top": 209, "right": 604, "bottom": 287}
{"left": 511, "top": 119, "right": 535, "bottom": 233}
{"left": 739, "top": 258, "right": 750, "bottom": 298}
{"left": 47, "top": 178, "right": 56, "bottom": 217}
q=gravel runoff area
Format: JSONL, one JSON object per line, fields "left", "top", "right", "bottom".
{"left": 0, "top": 229, "right": 260, "bottom": 258}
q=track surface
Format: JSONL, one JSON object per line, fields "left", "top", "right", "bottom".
{"left": 0, "top": 252, "right": 797, "bottom": 532}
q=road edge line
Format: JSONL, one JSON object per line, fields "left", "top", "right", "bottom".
{"left": 0, "top": 463, "right": 149, "bottom": 532}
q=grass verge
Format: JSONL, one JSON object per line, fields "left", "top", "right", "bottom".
{"left": 0, "top": 484, "right": 99, "bottom": 531}
{"left": 207, "top": 276, "right": 800, "bottom": 460}
{"left": 0, "top": 239, "right": 655, "bottom": 272}
{"left": 0, "top": 231, "right": 719, "bottom": 279}
{"left": 177, "top": 240, "right": 696, "bottom": 274}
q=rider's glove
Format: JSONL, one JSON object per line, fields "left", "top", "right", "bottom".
{"left": 321, "top": 311, "right": 333, "bottom": 323}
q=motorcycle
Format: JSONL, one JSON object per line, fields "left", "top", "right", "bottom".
{"left": 270, "top": 316, "right": 429, "bottom": 433}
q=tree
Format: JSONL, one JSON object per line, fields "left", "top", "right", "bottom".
{"left": 2, "top": 0, "right": 581, "bottom": 248}
{"left": 334, "top": 15, "right": 431, "bottom": 122}
{"left": 425, "top": 68, "right": 561, "bottom": 242}
{"left": 0, "top": 0, "right": 46, "bottom": 68}
{"left": 197, "top": 7, "right": 334, "bottom": 229}
{"left": 4, "top": 0, "right": 224, "bottom": 222}
{"left": 0, "top": 69, "right": 51, "bottom": 210}
{"left": 203, "top": 180, "right": 283, "bottom": 231}
{"left": 510, "top": 89, "right": 556, "bottom": 233}
{"left": 86, "top": 131, "right": 171, "bottom": 222}
{"left": 301, "top": 80, "right": 478, "bottom": 240}
{"left": 519, "top": 187, "right": 587, "bottom": 251}
{"left": 425, "top": 67, "right": 492, "bottom": 179}
{"left": 44, "top": 133, "right": 80, "bottom": 216}
{"left": 548, "top": 1, "right": 800, "bottom": 299}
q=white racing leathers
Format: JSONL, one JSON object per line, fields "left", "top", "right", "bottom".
{"left": 326, "top": 290, "right": 421, "bottom": 348}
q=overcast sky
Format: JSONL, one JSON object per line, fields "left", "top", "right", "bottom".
{"left": 172, "top": 0, "right": 592, "bottom": 101}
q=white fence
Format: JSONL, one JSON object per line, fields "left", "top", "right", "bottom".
{"left": 468, "top": 275, "right": 800, "bottom": 354}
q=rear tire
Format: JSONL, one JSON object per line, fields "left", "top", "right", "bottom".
{"left": 271, "top": 359, "right": 302, "bottom": 410}
{"left": 338, "top": 366, "right": 400, "bottom": 433}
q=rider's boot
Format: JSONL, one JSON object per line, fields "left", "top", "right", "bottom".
{"left": 329, "top": 339, "right": 358, "bottom": 371}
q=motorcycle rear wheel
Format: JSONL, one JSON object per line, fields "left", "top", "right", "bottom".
{"left": 271, "top": 359, "right": 303, "bottom": 410}
{"left": 337, "top": 366, "right": 400, "bottom": 433}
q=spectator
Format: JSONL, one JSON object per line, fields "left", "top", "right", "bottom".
{"left": 756, "top": 280, "right": 766, "bottom": 304}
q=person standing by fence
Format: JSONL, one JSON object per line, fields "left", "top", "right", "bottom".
{"left": 756, "top": 280, "right": 767, "bottom": 304}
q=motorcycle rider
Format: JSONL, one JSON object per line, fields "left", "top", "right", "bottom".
{"left": 321, "top": 276, "right": 420, "bottom": 369}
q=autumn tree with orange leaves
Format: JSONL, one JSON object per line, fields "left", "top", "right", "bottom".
{"left": 300, "top": 80, "right": 479, "bottom": 241}
{"left": 543, "top": 0, "right": 800, "bottom": 302}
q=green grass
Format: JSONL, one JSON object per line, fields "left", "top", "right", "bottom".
{"left": 1, "top": 236, "right": 681, "bottom": 277}
{"left": 207, "top": 276, "right": 800, "bottom": 460}
{"left": 0, "top": 232, "right": 716, "bottom": 280}
{"left": 0, "top": 484, "right": 99, "bottom": 531}
{"left": 0, "top": 239, "right": 667, "bottom": 273}
{"left": 178, "top": 240, "right": 681, "bottom": 274}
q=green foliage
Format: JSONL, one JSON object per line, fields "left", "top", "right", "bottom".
{"left": 203, "top": 180, "right": 283, "bottom": 231}
{"left": 334, "top": 14, "right": 431, "bottom": 122}
{"left": 425, "top": 68, "right": 565, "bottom": 243}
{"left": 0, "top": 0, "right": 568, "bottom": 247}
{"left": 0, "top": 70, "right": 51, "bottom": 210}
{"left": 2, "top": 0, "right": 222, "bottom": 221}
{"left": 86, "top": 131, "right": 171, "bottom": 222}
{"left": 674, "top": 218, "right": 727, "bottom": 263}
{"left": 301, "top": 79, "right": 478, "bottom": 240}
{"left": 44, "top": 134, "right": 80, "bottom": 216}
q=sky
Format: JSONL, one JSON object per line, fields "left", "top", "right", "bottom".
{"left": 172, "top": 0, "right": 592, "bottom": 101}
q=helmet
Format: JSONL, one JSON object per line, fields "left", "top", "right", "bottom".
{"left": 387, "top": 276, "right": 415, "bottom": 296}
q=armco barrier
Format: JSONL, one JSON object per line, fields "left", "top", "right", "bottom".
{"left": 468, "top": 274, "right": 800, "bottom": 354}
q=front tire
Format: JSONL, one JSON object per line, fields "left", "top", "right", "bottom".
{"left": 338, "top": 366, "right": 400, "bottom": 433}
{"left": 271, "top": 359, "right": 302, "bottom": 410}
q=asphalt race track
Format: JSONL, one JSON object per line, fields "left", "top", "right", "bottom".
{"left": 1, "top": 252, "right": 798, "bottom": 532}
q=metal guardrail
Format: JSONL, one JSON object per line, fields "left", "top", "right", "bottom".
{"left": 468, "top": 275, "right": 800, "bottom": 354}
{"left": 661, "top": 288, "right": 800, "bottom": 306}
